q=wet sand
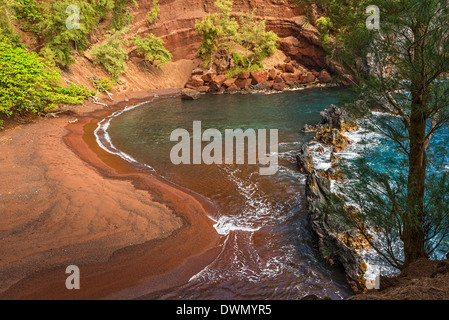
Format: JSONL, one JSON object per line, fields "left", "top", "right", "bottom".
{"left": 0, "top": 89, "right": 221, "bottom": 299}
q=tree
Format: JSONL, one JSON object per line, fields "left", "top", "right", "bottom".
{"left": 316, "top": 0, "right": 449, "bottom": 269}
{"left": 195, "top": 0, "right": 279, "bottom": 71}
{"left": 296, "top": 0, "right": 373, "bottom": 80}
{"left": 133, "top": 34, "right": 172, "bottom": 67}
{"left": 91, "top": 28, "right": 128, "bottom": 80}
{"left": 0, "top": 31, "right": 93, "bottom": 127}
{"left": 111, "top": 0, "right": 138, "bottom": 31}
{"left": 195, "top": 0, "right": 238, "bottom": 67}
{"left": 233, "top": 11, "right": 279, "bottom": 70}
{"left": 146, "top": 0, "right": 159, "bottom": 25}
{"left": 40, "top": 0, "right": 114, "bottom": 66}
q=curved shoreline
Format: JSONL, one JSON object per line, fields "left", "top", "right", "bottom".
{"left": 0, "top": 89, "right": 221, "bottom": 300}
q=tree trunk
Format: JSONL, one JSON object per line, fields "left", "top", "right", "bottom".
{"left": 403, "top": 87, "right": 428, "bottom": 267}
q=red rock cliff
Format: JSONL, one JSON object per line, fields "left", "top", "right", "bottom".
{"left": 64, "top": 0, "right": 328, "bottom": 94}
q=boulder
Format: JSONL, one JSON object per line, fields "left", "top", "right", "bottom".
{"left": 275, "top": 64, "right": 286, "bottom": 73}
{"left": 197, "top": 86, "right": 210, "bottom": 93}
{"left": 237, "top": 71, "right": 250, "bottom": 79}
{"left": 226, "top": 83, "right": 240, "bottom": 93}
{"left": 267, "top": 69, "right": 277, "bottom": 80}
{"left": 234, "top": 78, "right": 252, "bottom": 90}
{"left": 301, "top": 104, "right": 358, "bottom": 133}
{"left": 181, "top": 88, "right": 201, "bottom": 100}
{"left": 273, "top": 75, "right": 285, "bottom": 84}
{"left": 282, "top": 73, "right": 299, "bottom": 83}
{"left": 284, "top": 63, "right": 295, "bottom": 73}
{"left": 209, "top": 74, "right": 226, "bottom": 91}
{"left": 272, "top": 82, "right": 285, "bottom": 91}
{"left": 252, "top": 80, "right": 271, "bottom": 90}
{"left": 187, "top": 74, "right": 204, "bottom": 87}
{"left": 296, "top": 144, "right": 313, "bottom": 174}
{"left": 191, "top": 67, "right": 204, "bottom": 75}
{"left": 318, "top": 70, "right": 332, "bottom": 83}
{"left": 250, "top": 70, "right": 268, "bottom": 84}
{"left": 201, "top": 71, "right": 216, "bottom": 82}
{"left": 303, "top": 73, "right": 316, "bottom": 84}
{"left": 223, "top": 78, "right": 236, "bottom": 88}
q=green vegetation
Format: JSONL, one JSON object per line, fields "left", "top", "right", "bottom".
{"left": 133, "top": 34, "right": 172, "bottom": 67}
{"left": 315, "top": 16, "right": 332, "bottom": 52}
{"left": 295, "top": 0, "right": 373, "bottom": 78}
{"left": 233, "top": 11, "right": 279, "bottom": 69}
{"left": 89, "top": 77, "right": 116, "bottom": 93}
{"left": 0, "top": 32, "right": 93, "bottom": 128}
{"left": 111, "top": 0, "right": 138, "bottom": 31}
{"left": 13, "top": 0, "right": 44, "bottom": 32}
{"left": 0, "top": 0, "right": 22, "bottom": 46}
{"left": 224, "top": 63, "right": 259, "bottom": 79}
{"left": 0, "top": 0, "right": 143, "bottom": 66}
{"left": 195, "top": 0, "right": 279, "bottom": 71}
{"left": 195, "top": 0, "right": 239, "bottom": 67}
{"left": 91, "top": 30, "right": 172, "bottom": 79}
{"left": 0, "top": 0, "right": 171, "bottom": 128}
{"left": 40, "top": 0, "right": 114, "bottom": 66}
{"left": 91, "top": 29, "right": 128, "bottom": 80}
{"left": 146, "top": 0, "right": 159, "bottom": 24}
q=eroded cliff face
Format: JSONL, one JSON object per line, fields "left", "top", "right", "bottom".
{"left": 61, "top": 0, "right": 328, "bottom": 95}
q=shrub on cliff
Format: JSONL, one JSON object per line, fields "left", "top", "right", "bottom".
{"left": 233, "top": 11, "right": 279, "bottom": 70}
{"left": 146, "top": 0, "right": 159, "bottom": 25}
{"left": 91, "top": 29, "right": 128, "bottom": 80}
{"left": 111, "top": 0, "right": 138, "bottom": 31}
{"left": 133, "top": 34, "right": 172, "bottom": 67}
{"left": 12, "top": 0, "right": 44, "bottom": 33}
{"left": 40, "top": 0, "right": 114, "bottom": 66}
{"left": 0, "top": 32, "right": 94, "bottom": 128}
{"left": 195, "top": 0, "right": 238, "bottom": 67}
{"left": 195, "top": 0, "right": 279, "bottom": 70}
{"left": 0, "top": 0, "right": 22, "bottom": 47}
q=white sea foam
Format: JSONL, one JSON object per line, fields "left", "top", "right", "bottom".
{"left": 307, "top": 113, "right": 407, "bottom": 279}
{"left": 94, "top": 101, "right": 156, "bottom": 172}
{"left": 212, "top": 166, "right": 284, "bottom": 235}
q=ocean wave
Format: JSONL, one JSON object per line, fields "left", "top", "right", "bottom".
{"left": 94, "top": 101, "right": 156, "bottom": 172}
{"left": 212, "top": 165, "right": 299, "bottom": 236}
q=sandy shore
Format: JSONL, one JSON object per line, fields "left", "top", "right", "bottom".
{"left": 0, "top": 89, "right": 221, "bottom": 299}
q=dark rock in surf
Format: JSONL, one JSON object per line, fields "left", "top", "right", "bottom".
{"left": 298, "top": 144, "right": 367, "bottom": 293}
{"left": 301, "top": 104, "right": 357, "bottom": 133}
{"left": 296, "top": 144, "right": 313, "bottom": 174}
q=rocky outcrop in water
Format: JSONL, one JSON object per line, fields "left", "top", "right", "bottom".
{"left": 298, "top": 106, "right": 368, "bottom": 293}
{"left": 302, "top": 104, "right": 357, "bottom": 133}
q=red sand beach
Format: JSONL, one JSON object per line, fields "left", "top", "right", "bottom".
{"left": 0, "top": 89, "right": 221, "bottom": 299}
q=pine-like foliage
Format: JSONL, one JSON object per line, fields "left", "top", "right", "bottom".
{"left": 0, "top": 32, "right": 94, "bottom": 127}
{"left": 133, "top": 34, "right": 172, "bottom": 67}
{"left": 91, "top": 29, "right": 128, "bottom": 80}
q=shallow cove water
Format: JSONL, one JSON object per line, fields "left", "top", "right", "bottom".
{"left": 106, "top": 87, "right": 354, "bottom": 299}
